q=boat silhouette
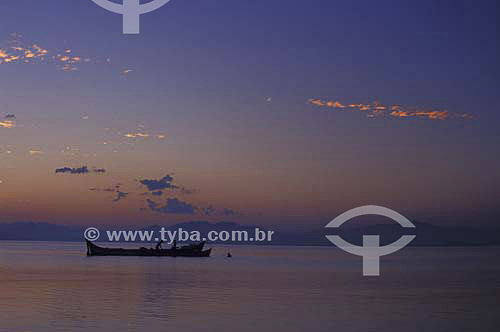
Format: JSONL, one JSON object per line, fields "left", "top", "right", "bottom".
{"left": 86, "top": 240, "right": 211, "bottom": 257}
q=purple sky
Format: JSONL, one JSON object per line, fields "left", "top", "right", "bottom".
{"left": 1, "top": 0, "right": 499, "bottom": 230}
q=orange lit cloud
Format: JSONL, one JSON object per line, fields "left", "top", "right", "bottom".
{"left": 123, "top": 132, "right": 166, "bottom": 140}
{"left": 124, "top": 133, "right": 150, "bottom": 138}
{"left": 121, "top": 68, "right": 133, "bottom": 75}
{"left": 29, "top": 150, "right": 44, "bottom": 156}
{"left": 0, "top": 120, "right": 15, "bottom": 128}
{"left": 0, "top": 33, "right": 120, "bottom": 73}
{"left": 308, "top": 98, "right": 473, "bottom": 120}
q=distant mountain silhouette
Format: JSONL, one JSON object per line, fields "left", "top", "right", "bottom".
{"left": 1, "top": 220, "right": 499, "bottom": 246}
{"left": 0, "top": 222, "right": 83, "bottom": 241}
{"left": 298, "top": 220, "right": 500, "bottom": 247}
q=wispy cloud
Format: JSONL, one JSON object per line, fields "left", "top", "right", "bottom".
{"left": 308, "top": 98, "right": 473, "bottom": 120}
{"left": 89, "top": 187, "right": 116, "bottom": 193}
{"left": 147, "top": 198, "right": 196, "bottom": 215}
{"left": 55, "top": 166, "right": 90, "bottom": 174}
{"left": 145, "top": 199, "right": 241, "bottom": 217}
{"left": 112, "top": 191, "right": 129, "bottom": 202}
{"left": 29, "top": 150, "right": 43, "bottom": 156}
{"left": 201, "top": 205, "right": 241, "bottom": 217}
{"left": 55, "top": 166, "right": 106, "bottom": 175}
{"left": 1, "top": 114, "right": 17, "bottom": 128}
{"left": 124, "top": 133, "right": 150, "bottom": 138}
{"left": 121, "top": 68, "right": 133, "bottom": 76}
{"left": 124, "top": 132, "right": 166, "bottom": 139}
{"left": 139, "top": 174, "right": 196, "bottom": 196}
{"left": 140, "top": 174, "right": 178, "bottom": 191}
{"left": 0, "top": 120, "right": 15, "bottom": 128}
{"left": 0, "top": 33, "right": 122, "bottom": 73}
{"left": 90, "top": 184, "right": 128, "bottom": 202}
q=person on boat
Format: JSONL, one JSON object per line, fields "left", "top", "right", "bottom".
{"left": 155, "top": 240, "right": 164, "bottom": 251}
{"left": 227, "top": 252, "right": 232, "bottom": 258}
{"left": 172, "top": 239, "right": 177, "bottom": 250}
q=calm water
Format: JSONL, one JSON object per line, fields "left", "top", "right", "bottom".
{"left": 0, "top": 242, "right": 498, "bottom": 332}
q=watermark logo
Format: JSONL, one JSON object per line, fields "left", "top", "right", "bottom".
{"left": 84, "top": 227, "right": 101, "bottom": 241}
{"left": 82, "top": 227, "right": 274, "bottom": 243}
{"left": 91, "top": 0, "right": 172, "bottom": 34}
{"left": 325, "top": 205, "right": 416, "bottom": 276}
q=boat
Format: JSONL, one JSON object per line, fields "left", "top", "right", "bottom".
{"left": 86, "top": 240, "right": 212, "bottom": 257}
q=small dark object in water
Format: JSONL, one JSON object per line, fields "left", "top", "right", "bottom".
{"left": 227, "top": 252, "right": 232, "bottom": 258}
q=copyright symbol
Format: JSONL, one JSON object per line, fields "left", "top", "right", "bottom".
{"left": 84, "top": 227, "right": 100, "bottom": 241}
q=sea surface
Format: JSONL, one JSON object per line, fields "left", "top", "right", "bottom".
{"left": 0, "top": 241, "right": 498, "bottom": 332}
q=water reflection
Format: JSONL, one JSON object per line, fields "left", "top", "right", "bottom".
{"left": 0, "top": 242, "right": 499, "bottom": 331}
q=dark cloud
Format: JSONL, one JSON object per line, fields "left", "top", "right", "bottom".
{"left": 55, "top": 166, "right": 106, "bottom": 174}
{"left": 222, "top": 208, "right": 238, "bottom": 216}
{"left": 147, "top": 198, "right": 196, "bottom": 215}
{"left": 90, "top": 184, "right": 127, "bottom": 202}
{"left": 180, "top": 187, "right": 198, "bottom": 195}
{"left": 140, "top": 174, "right": 178, "bottom": 191}
{"left": 139, "top": 174, "right": 197, "bottom": 195}
{"left": 201, "top": 205, "right": 240, "bottom": 217}
{"left": 55, "top": 166, "right": 89, "bottom": 174}
{"left": 112, "top": 191, "right": 129, "bottom": 202}
{"left": 89, "top": 187, "right": 115, "bottom": 192}
{"left": 201, "top": 205, "right": 217, "bottom": 216}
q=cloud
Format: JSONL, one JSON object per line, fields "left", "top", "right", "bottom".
{"left": 124, "top": 133, "right": 150, "bottom": 138}
{"left": 90, "top": 184, "right": 128, "bottom": 202}
{"left": 55, "top": 166, "right": 89, "bottom": 174}
{"left": 29, "top": 150, "right": 43, "bottom": 156}
{"left": 89, "top": 187, "right": 115, "bottom": 193}
{"left": 55, "top": 166, "right": 106, "bottom": 174}
{"left": 0, "top": 36, "right": 78, "bottom": 71}
{"left": 308, "top": 98, "right": 473, "bottom": 120}
{"left": 112, "top": 191, "right": 129, "bottom": 202}
{"left": 121, "top": 68, "right": 133, "bottom": 75}
{"left": 201, "top": 205, "right": 217, "bottom": 216}
{"left": 222, "top": 208, "right": 238, "bottom": 216}
{"left": 147, "top": 198, "right": 196, "bottom": 215}
{"left": 0, "top": 120, "right": 15, "bottom": 128}
{"left": 0, "top": 33, "right": 124, "bottom": 73}
{"left": 140, "top": 174, "right": 179, "bottom": 191}
{"left": 139, "top": 174, "right": 197, "bottom": 197}
{"left": 1, "top": 114, "right": 17, "bottom": 129}
{"left": 201, "top": 205, "right": 241, "bottom": 217}
{"left": 123, "top": 132, "right": 166, "bottom": 139}
{"left": 180, "top": 187, "right": 197, "bottom": 195}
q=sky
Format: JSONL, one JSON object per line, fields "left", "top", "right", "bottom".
{"left": 0, "top": 0, "right": 499, "bottom": 231}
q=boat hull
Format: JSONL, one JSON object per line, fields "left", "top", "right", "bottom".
{"left": 86, "top": 240, "right": 211, "bottom": 257}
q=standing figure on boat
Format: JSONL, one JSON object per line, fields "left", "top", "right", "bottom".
{"left": 155, "top": 239, "right": 164, "bottom": 251}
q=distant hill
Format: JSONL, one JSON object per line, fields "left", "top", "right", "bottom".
{"left": 0, "top": 222, "right": 83, "bottom": 241}
{"left": 300, "top": 221, "right": 500, "bottom": 247}
{"left": 1, "top": 220, "right": 500, "bottom": 246}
